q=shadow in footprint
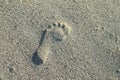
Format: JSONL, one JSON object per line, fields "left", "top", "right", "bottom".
{"left": 39, "top": 29, "right": 47, "bottom": 46}
{"left": 31, "top": 30, "right": 47, "bottom": 65}
{"left": 32, "top": 50, "right": 43, "bottom": 65}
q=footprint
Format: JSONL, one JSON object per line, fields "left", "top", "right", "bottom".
{"left": 32, "top": 22, "right": 72, "bottom": 65}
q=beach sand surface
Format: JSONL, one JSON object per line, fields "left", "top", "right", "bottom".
{"left": 0, "top": 0, "right": 120, "bottom": 80}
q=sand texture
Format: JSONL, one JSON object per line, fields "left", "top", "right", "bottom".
{"left": 0, "top": 0, "right": 120, "bottom": 80}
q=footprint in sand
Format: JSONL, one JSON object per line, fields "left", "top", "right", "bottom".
{"left": 32, "top": 22, "right": 72, "bottom": 65}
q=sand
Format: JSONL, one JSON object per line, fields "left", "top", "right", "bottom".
{"left": 0, "top": 0, "right": 120, "bottom": 80}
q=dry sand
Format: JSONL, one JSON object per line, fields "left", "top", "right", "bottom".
{"left": 0, "top": 0, "right": 120, "bottom": 80}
